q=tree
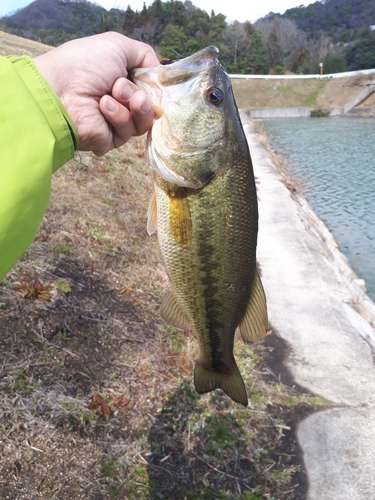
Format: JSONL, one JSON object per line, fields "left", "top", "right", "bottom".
{"left": 247, "top": 31, "right": 269, "bottom": 74}
{"left": 346, "top": 30, "right": 375, "bottom": 70}
{"left": 207, "top": 12, "right": 227, "bottom": 45}
{"left": 322, "top": 54, "right": 347, "bottom": 73}
{"left": 220, "top": 22, "right": 250, "bottom": 72}
{"left": 122, "top": 5, "right": 138, "bottom": 36}
{"left": 256, "top": 17, "right": 304, "bottom": 71}
{"left": 159, "top": 24, "right": 188, "bottom": 58}
{"left": 131, "top": 20, "right": 163, "bottom": 47}
{"left": 149, "top": 0, "right": 163, "bottom": 24}
{"left": 171, "top": 0, "right": 186, "bottom": 26}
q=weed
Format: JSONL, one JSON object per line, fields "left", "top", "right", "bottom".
{"left": 54, "top": 280, "right": 71, "bottom": 293}
{"left": 61, "top": 328, "right": 71, "bottom": 341}
{"left": 310, "top": 108, "right": 330, "bottom": 117}
{"left": 16, "top": 278, "right": 51, "bottom": 300}
{"left": 88, "top": 394, "right": 112, "bottom": 420}
{"left": 100, "top": 459, "right": 121, "bottom": 479}
{"left": 58, "top": 244, "right": 70, "bottom": 254}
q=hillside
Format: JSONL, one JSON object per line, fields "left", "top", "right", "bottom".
{"left": 282, "top": 0, "right": 375, "bottom": 34}
{"left": 0, "top": 29, "right": 50, "bottom": 56}
{"left": 2, "top": 0, "right": 375, "bottom": 73}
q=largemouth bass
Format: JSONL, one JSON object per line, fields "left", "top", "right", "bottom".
{"left": 132, "top": 46, "right": 267, "bottom": 406}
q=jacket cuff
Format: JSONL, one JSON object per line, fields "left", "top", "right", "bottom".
{"left": 7, "top": 55, "right": 79, "bottom": 172}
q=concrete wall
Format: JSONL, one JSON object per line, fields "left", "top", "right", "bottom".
{"left": 245, "top": 107, "right": 375, "bottom": 118}
{"left": 246, "top": 107, "right": 311, "bottom": 118}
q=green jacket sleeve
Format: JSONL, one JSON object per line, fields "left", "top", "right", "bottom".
{"left": 0, "top": 55, "right": 79, "bottom": 281}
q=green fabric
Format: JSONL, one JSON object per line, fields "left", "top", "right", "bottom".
{"left": 0, "top": 55, "right": 79, "bottom": 281}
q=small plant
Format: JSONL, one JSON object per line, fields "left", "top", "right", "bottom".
{"left": 87, "top": 393, "right": 112, "bottom": 420}
{"left": 58, "top": 244, "right": 70, "bottom": 254}
{"left": 100, "top": 459, "right": 120, "bottom": 479}
{"left": 61, "top": 328, "right": 71, "bottom": 341}
{"left": 310, "top": 108, "right": 330, "bottom": 117}
{"left": 54, "top": 280, "right": 71, "bottom": 294}
{"left": 16, "top": 278, "right": 51, "bottom": 301}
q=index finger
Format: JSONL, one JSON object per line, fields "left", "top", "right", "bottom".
{"left": 112, "top": 32, "right": 160, "bottom": 70}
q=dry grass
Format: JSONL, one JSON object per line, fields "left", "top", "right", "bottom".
{"left": 0, "top": 30, "right": 51, "bottom": 57}
{"left": 0, "top": 31, "right": 328, "bottom": 500}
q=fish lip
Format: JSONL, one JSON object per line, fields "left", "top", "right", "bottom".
{"left": 168, "top": 46, "right": 219, "bottom": 68}
{"left": 157, "top": 46, "right": 221, "bottom": 84}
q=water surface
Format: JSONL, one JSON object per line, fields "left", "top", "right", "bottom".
{"left": 260, "top": 117, "right": 375, "bottom": 300}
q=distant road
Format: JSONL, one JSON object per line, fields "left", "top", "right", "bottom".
{"left": 229, "top": 68, "right": 375, "bottom": 80}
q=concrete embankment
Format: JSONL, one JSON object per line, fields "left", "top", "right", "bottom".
{"left": 248, "top": 107, "right": 311, "bottom": 118}
{"left": 247, "top": 106, "right": 375, "bottom": 118}
{"left": 240, "top": 111, "right": 375, "bottom": 500}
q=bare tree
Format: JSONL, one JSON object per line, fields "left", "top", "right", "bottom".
{"left": 306, "top": 35, "right": 332, "bottom": 73}
{"left": 255, "top": 17, "right": 305, "bottom": 69}
{"left": 221, "top": 22, "right": 250, "bottom": 68}
{"left": 131, "top": 20, "right": 163, "bottom": 48}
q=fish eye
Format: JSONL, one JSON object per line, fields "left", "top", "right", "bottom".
{"left": 206, "top": 87, "right": 224, "bottom": 106}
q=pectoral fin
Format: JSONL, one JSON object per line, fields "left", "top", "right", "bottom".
{"left": 238, "top": 270, "right": 268, "bottom": 343}
{"left": 147, "top": 193, "right": 158, "bottom": 235}
{"left": 194, "top": 361, "right": 248, "bottom": 406}
{"left": 160, "top": 290, "right": 191, "bottom": 330}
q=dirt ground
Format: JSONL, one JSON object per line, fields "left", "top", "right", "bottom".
{"left": 0, "top": 30, "right": 336, "bottom": 500}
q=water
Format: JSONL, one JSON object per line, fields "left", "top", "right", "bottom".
{"left": 259, "top": 117, "right": 375, "bottom": 301}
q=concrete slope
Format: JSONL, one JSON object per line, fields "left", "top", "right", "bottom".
{"left": 343, "top": 79, "right": 375, "bottom": 114}
{"left": 240, "top": 112, "right": 375, "bottom": 499}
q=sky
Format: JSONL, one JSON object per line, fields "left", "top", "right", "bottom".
{"left": 0, "top": 0, "right": 317, "bottom": 24}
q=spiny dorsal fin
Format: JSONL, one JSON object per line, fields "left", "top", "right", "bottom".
{"left": 160, "top": 290, "right": 191, "bottom": 330}
{"left": 238, "top": 270, "right": 268, "bottom": 343}
{"left": 147, "top": 192, "right": 157, "bottom": 235}
{"left": 194, "top": 361, "right": 248, "bottom": 406}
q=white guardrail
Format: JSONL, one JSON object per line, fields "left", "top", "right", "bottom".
{"left": 228, "top": 68, "right": 375, "bottom": 79}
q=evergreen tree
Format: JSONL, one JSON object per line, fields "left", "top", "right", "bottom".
{"left": 247, "top": 31, "right": 269, "bottom": 74}
{"left": 171, "top": 1, "right": 186, "bottom": 26}
{"left": 149, "top": 0, "right": 164, "bottom": 24}
{"left": 159, "top": 24, "right": 187, "bottom": 58}
{"left": 122, "top": 5, "right": 138, "bottom": 36}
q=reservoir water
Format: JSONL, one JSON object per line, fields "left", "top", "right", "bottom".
{"left": 259, "top": 117, "right": 375, "bottom": 301}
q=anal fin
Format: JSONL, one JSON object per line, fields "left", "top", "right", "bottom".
{"left": 194, "top": 361, "right": 248, "bottom": 406}
{"left": 238, "top": 269, "right": 268, "bottom": 343}
{"left": 160, "top": 290, "right": 191, "bottom": 330}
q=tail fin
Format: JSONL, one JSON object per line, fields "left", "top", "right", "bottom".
{"left": 194, "top": 361, "right": 248, "bottom": 406}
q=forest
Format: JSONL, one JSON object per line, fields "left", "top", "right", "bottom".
{"left": 1, "top": 0, "right": 375, "bottom": 74}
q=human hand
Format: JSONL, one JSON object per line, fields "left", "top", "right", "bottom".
{"left": 34, "top": 32, "right": 159, "bottom": 156}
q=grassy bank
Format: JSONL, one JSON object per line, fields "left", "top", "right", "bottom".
{"left": 231, "top": 73, "right": 375, "bottom": 111}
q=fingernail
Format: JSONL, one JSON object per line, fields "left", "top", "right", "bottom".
{"left": 141, "top": 97, "right": 151, "bottom": 113}
{"left": 106, "top": 99, "right": 118, "bottom": 113}
{"left": 121, "top": 83, "right": 134, "bottom": 102}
